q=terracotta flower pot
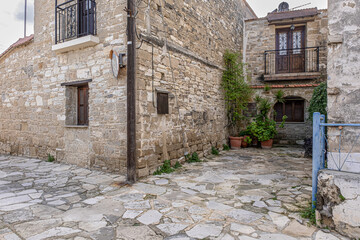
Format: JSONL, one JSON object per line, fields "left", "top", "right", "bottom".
{"left": 261, "top": 139, "right": 273, "bottom": 149}
{"left": 241, "top": 135, "right": 250, "bottom": 148}
{"left": 230, "top": 136, "right": 243, "bottom": 149}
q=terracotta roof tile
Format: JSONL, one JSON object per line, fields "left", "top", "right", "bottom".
{"left": 251, "top": 84, "right": 320, "bottom": 89}
{"left": 0, "top": 35, "right": 34, "bottom": 60}
{"left": 267, "top": 8, "right": 318, "bottom": 22}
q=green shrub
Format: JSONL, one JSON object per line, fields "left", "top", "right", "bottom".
{"left": 308, "top": 83, "right": 327, "bottom": 122}
{"left": 222, "top": 50, "right": 253, "bottom": 128}
{"left": 211, "top": 147, "right": 219, "bottom": 155}
{"left": 223, "top": 144, "right": 230, "bottom": 151}
{"left": 174, "top": 161, "right": 182, "bottom": 169}
{"left": 264, "top": 85, "right": 271, "bottom": 92}
{"left": 153, "top": 160, "right": 175, "bottom": 175}
{"left": 47, "top": 154, "right": 55, "bottom": 162}
{"left": 186, "top": 152, "right": 201, "bottom": 163}
{"left": 300, "top": 203, "right": 316, "bottom": 225}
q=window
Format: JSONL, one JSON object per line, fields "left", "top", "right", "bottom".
{"left": 62, "top": 80, "right": 91, "bottom": 126}
{"left": 157, "top": 92, "right": 169, "bottom": 114}
{"left": 274, "top": 98, "right": 305, "bottom": 122}
{"left": 77, "top": 86, "right": 89, "bottom": 125}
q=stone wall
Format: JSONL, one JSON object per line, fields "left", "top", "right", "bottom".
{"left": 316, "top": 170, "right": 360, "bottom": 238}
{"left": 327, "top": 0, "right": 360, "bottom": 173}
{"left": 244, "top": 10, "right": 328, "bottom": 142}
{"left": 134, "top": 0, "right": 247, "bottom": 176}
{"left": 0, "top": 0, "right": 128, "bottom": 173}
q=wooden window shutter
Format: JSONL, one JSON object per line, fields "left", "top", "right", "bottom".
{"left": 157, "top": 92, "right": 169, "bottom": 114}
{"left": 78, "top": 86, "right": 89, "bottom": 125}
{"left": 274, "top": 102, "right": 284, "bottom": 122}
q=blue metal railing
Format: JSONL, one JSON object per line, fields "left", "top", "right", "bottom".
{"left": 312, "top": 112, "right": 360, "bottom": 208}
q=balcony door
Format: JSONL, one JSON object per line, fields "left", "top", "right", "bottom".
{"left": 78, "top": 0, "right": 95, "bottom": 36}
{"left": 275, "top": 26, "right": 305, "bottom": 74}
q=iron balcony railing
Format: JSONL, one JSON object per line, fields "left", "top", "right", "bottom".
{"left": 55, "top": 0, "right": 97, "bottom": 44}
{"left": 264, "top": 47, "right": 321, "bottom": 75}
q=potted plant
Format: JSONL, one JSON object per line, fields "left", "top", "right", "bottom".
{"left": 248, "top": 92, "right": 287, "bottom": 149}
{"left": 221, "top": 51, "right": 253, "bottom": 149}
{"left": 240, "top": 130, "right": 251, "bottom": 148}
{"left": 242, "top": 136, "right": 252, "bottom": 148}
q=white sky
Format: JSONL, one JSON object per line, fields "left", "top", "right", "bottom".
{"left": 0, "top": 0, "right": 34, "bottom": 53}
{"left": 0, "top": 0, "right": 328, "bottom": 53}
{"left": 247, "top": 0, "right": 328, "bottom": 18}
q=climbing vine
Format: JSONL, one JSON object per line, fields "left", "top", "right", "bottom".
{"left": 308, "top": 83, "right": 327, "bottom": 121}
{"left": 221, "top": 50, "right": 253, "bottom": 130}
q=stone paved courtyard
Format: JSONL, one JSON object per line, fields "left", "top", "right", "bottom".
{"left": 0, "top": 147, "right": 349, "bottom": 240}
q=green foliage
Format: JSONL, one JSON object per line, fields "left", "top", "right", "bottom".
{"left": 223, "top": 144, "right": 230, "bottom": 151}
{"left": 244, "top": 136, "right": 252, "bottom": 144}
{"left": 254, "top": 95, "right": 262, "bottom": 103}
{"left": 339, "top": 194, "right": 346, "bottom": 202}
{"left": 264, "top": 85, "right": 271, "bottom": 92}
{"left": 257, "top": 98, "right": 272, "bottom": 120}
{"left": 174, "top": 161, "right": 182, "bottom": 169}
{"left": 300, "top": 202, "right": 316, "bottom": 225}
{"left": 239, "top": 130, "right": 251, "bottom": 136}
{"left": 47, "top": 154, "right": 55, "bottom": 162}
{"left": 222, "top": 50, "right": 253, "bottom": 127}
{"left": 248, "top": 116, "right": 287, "bottom": 142}
{"left": 211, "top": 147, "right": 219, "bottom": 155}
{"left": 275, "top": 90, "right": 285, "bottom": 103}
{"left": 153, "top": 160, "right": 175, "bottom": 175}
{"left": 186, "top": 152, "right": 202, "bottom": 163}
{"left": 308, "top": 83, "right": 327, "bottom": 121}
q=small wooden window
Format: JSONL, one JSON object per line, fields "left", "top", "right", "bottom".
{"left": 78, "top": 85, "right": 89, "bottom": 125}
{"left": 157, "top": 92, "right": 169, "bottom": 114}
{"left": 274, "top": 99, "right": 304, "bottom": 122}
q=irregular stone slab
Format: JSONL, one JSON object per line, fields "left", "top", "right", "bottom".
{"left": 221, "top": 234, "right": 235, "bottom": 240}
{"left": 80, "top": 175, "right": 113, "bottom": 185}
{"left": 14, "top": 219, "right": 63, "bottom": 239}
{"left": 265, "top": 199, "right": 282, "bottom": 207}
{"left": 3, "top": 209, "right": 34, "bottom": 223}
{"left": 0, "top": 228, "right": 21, "bottom": 240}
{"left": 238, "top": 195, "right": 263, "bottom": 203}
{"left": 61, "top": 208, "right": 104, "bottom": 222}
{"left": 0, "top": 195, "right": 32, "bottom": 207}
{"left": 194, "top": 172, "right": 225, "bottom": 183}
{"left": 79, "top": 220, "right": 107, "bottom": 232}
{"left": 0, "top": 202, "right": 36, "bottom": 212}
{"left": 157, "top": 223, "right": 188, "bottom": 235}
{"left": 124, "top": 200, "right": 151, "bottom": 210}
{"left": 227, "top": 209, "right": 263, "bottom": 223}
{"left": 164, "top": 234, "right": 190, "bottom": 240}
{"left": 122, "top": 210, "right": 143, "bottom": 219}
{"left": 185, "top": 223, "right": 222, "bottom": 239}
{"left": 134, "top": 183, "right": 167, "bottom": 195}
{"left": 268, "top": 212, "right": 290, "bottom": 230}
{"left": 259, "top": 233, "right": 297, "bottom": 240}
{"left": 91, "top": 227, "right": 115, "bottom": 240}
{"left": 116, "top": 225, "right": 162, "bottom": 240}
{"left": 188, "top": 205, "right": 208, "bottom": 215}
{"left": 253, "top": 201, "right": 267, "bottom": 208}
{"left": 230, "top": 223, "right": 255, "bottom": 234}
{"left": 114, "top": 192, "right": 145, "bottom": 202}
{"left": 154, "top": 179, "right": 169, "bottom": 185}
{"left": 315, "top": 230, "right": 340, "bottom": 240}
{"left": 239, "top": 236, "right": 257, "bottom": 240}
{"left": 137, "top": 210, "right": 162, "bottom": 225}
{"left": 206, "top": 201, "right": 233, "bottom": 211}
{"left": 283, "top": 220, "right": 316, "bottom": 237}
{"left": 83, "top": 196, "right": 105, "bottom": 205}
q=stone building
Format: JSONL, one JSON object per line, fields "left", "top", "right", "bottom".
{"left": 244, "top": 2, "right": 328, "bottom": 144}
{"left": 0, "top": 0, "right": 256, "bottom": 176}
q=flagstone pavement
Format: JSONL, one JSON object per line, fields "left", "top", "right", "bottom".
{"left": 0, "top": 146, "right": 349, "bottom": 240}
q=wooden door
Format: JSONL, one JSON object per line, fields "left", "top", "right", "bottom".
{"left": 276, "top": 26, "right": 305, "bottom": 74}
{"left": 78, "top": 86, "right": 89, "bottom": 125}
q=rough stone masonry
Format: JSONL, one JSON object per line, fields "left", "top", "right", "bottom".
{"left": 0, "top": 0, "right": 255, "bottom": 176}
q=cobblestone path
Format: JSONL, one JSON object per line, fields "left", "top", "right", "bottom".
{"left": 0, "top": 147, "right": 349, "bottom": 240}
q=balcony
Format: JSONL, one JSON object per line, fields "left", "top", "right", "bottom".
{"left": 264, "top": 47, "right": 322, "bottom": 81}
{"left": 53, "top": 0, "right": 98, "bottom": 53}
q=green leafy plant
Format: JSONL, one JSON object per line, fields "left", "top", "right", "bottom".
{"left": 308, "top": 83, "right": 327, "bottom": 122}
{"left": 186, "top": 152, "right": 201, "bottom": 163}
{"left": 300, "top": 202, "right": 316, "bottom": 225}
{"left": 244, "top": 136, "right": 252, "bottom": 144}
{"left": 223, "top": 144, "right": 230, "bottom": 151}
{"left": 211, "top": 147, "right": 219, "bottom": 155}
{"left": 153, "top": 160, "right": 175, "bottom": 175}
{"left": 47, "top": 154, "right": 55, "bottom": 162}
{"left": 248, "top": 116, "right": 287, "bottom": 142}
{"left": 339, "top": 194, "right": 346, "bottom": 202}
{"left": 174, "top": 161, "right": 182, "bottom": 169}
{"left": 222, "top": 50, "right": 253, "bottom": 129}
{"left": 239, "top": 130, "right": 251, "bottom": 137}
{"left": 264, "top": 85, "right": 271, "bottom": 92}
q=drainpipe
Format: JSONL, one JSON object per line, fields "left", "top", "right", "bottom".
{"left": 126, "top": 0, "right": 136, "bottom": 183}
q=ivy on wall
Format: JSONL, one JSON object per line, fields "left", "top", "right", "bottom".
{"left": 308, "top": 83, "right": 327, "bottom": 121}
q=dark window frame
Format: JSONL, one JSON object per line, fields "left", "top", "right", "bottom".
{"left": 274, "top": 98, "right": 305, "bottom": 123}
{"left": 77, "top": 85, "right": 89, "bottom": 125}
{"left": 157, "top": 92, "right": 169, "bottom": 115}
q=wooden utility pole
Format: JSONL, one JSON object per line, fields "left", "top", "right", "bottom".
{"left": 127, "top": 0, "right": 137, "bottom": 183}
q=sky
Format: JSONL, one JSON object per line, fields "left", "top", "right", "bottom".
{"left": 0, "top": 0, "right": 34, "bottom": 53}
{"left": 247, "top": 0, "right": 328, "bottom": 18}
{"left": 0, "top": 0, "right": 328, "bottom": 53}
